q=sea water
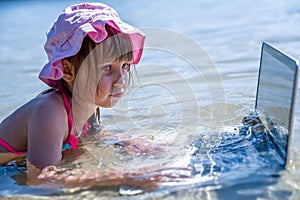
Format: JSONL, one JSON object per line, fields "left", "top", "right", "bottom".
{"left": 0, "top": 0, "right": 300, "bottom": 199}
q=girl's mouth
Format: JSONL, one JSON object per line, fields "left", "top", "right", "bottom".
{"left": 110, "top": 92, "right": 123, "bottom": 98}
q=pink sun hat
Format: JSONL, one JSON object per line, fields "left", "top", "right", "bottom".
{"left": 39, "top": 2, "right": 145, "bottom": 88}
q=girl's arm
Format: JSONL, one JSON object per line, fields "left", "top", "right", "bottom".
{"left": 36, "top": 164, "right": 192, "bottom": 190}
{"left": 27, "top": 95, "right": 69, "bottom": 170}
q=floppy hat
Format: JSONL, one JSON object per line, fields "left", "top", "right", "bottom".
{"left": 39, "top": 2, "right": 145, "bottom": 88}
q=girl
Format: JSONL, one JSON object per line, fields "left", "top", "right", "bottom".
{"left": 0, "top": 2, "right": 145, "bottom": 170}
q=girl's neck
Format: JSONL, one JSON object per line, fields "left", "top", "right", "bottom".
{"left": 59, "top": 81, "right": 73, "bottom": 100}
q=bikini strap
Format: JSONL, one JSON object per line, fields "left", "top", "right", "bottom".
{"left": 0, "top": 138, "right": 27, "bottom": 156}
{"left": 58, "top": 88, "right": 78, "bottom": 150}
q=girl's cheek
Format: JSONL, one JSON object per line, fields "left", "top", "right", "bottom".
{"left": 97, "top": 76, "right": 109, "bottom": 90}
{"left": 99, "top": 73, "right": 111, "bottom": 83}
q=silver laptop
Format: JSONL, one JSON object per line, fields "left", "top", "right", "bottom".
{"left": 255, "top": 42, "right": 298, "bottom": 167}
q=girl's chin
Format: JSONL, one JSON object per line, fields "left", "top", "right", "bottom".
{"left": 95, "top": 99, "right": 120, "bottom": 108}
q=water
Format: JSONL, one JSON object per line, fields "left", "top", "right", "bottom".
{"left": 1, "top": 0, "right": 300, "bottom": 199}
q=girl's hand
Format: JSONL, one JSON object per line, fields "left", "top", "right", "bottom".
{"left": 121, "top": 137, "right": 165, "bottom": 156}
{"left": 37, "top": 165, "right": 192, "bottom": 191}
{"left": 96, "top": 132, "right": 166, "bottom": 156}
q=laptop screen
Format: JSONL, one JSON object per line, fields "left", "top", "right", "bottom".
{"left": 255, "top": 42, "right": 298, "bottom": 165}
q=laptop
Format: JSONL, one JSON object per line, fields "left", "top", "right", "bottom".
{"left": 255, "top": 42, "right": 299, "bottom": 167}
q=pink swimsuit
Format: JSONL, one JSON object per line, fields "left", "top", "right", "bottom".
{"left": 0, "top": 89, "right": 78, "bottom": 156}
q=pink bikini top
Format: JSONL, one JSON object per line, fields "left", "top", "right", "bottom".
{"left": 59, "top": 88, "right": 79, "bottom": 152}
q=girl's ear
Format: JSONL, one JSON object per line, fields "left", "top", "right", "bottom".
{"left": 62, "top": 59, "right": 75, "bottom": 86}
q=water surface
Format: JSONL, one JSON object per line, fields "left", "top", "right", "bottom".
{"left": 0, "top": 0, "right": 300, "bottom": 199}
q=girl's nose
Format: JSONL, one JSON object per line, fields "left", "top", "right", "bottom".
{"left": 113, "top": 68, "right": 126, "bottom": 87}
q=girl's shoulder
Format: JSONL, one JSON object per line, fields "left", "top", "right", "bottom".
{"left": 27, "top": 90, "right": 69, "bottom": 141}
{"left": 0, "top": 90, "right": 69, "bottom": 150}
{"left": 28, "top": 90, "right": 68, "bottom": 122}
{"left": 1, "top": 91, "right": 65, "bottom": 127}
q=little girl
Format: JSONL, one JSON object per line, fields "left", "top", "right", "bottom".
{"left": 0, "top": 3, "right": 145, "bottom": 170}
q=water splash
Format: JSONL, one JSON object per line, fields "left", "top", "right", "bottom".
{"left": 185, "top": 111, "right": 287, "bottom": 191}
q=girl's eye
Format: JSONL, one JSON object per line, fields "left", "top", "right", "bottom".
{"left": 122, "top": 63, "right": 130, "bottom": 71}
{"left": 103, "top": 65, "right": 111, "bottom": 71}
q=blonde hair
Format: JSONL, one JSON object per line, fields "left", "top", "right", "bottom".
{"left": 66, "top": 25, "right": 133, "bottom": 78}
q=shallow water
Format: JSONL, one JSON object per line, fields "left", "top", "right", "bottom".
{"left": 0, "top": 0, "right": 300, "bottom": 199}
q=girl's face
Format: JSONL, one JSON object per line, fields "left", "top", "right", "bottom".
{"left": 95, "top": 60, "right": 131, "bottom": 108}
